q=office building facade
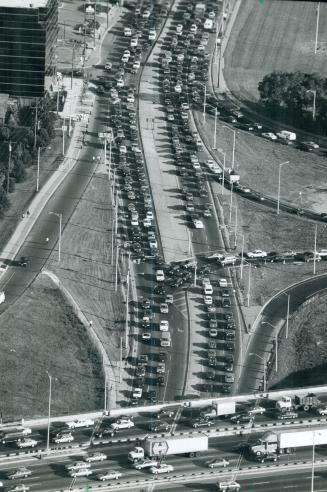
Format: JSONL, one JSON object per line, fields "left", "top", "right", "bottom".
{"left": 0, "top": 0, "right": 58, "bottom": 98}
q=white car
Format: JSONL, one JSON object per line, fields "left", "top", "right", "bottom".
{"left": 190, "top": 23, "right": 198, "bottom": 33}
{"left": 146, "top": 211, "right": 153, "bottom": 220}
{"left": 204, "top": 284, "right": 213, "bottom": 295}
{"left": 70, "top": 469, "right": 92, "bottom": 478}
{"left": 206, "top": 159, "right": 215, "bottom": 169}
{"left": 193, "top": 161, "right": 201, "bottom": 170}
{"left": 262, "top": 132, "right": 277, "bottom": 140}
{"left": 133, "top": 458, "right": 158, "bottom": 470}
{"left": 132, "top": 388, "right": 142, "bottom": 399}
{"left": 67, "top": 418, "right": 94, "bottom": 429}
{"left": 132, "top": 61, "right": 141, "bottom": 72}
{"left": 110, "top": 418, "right": 134, "bottom": 430}
{"left": 8, "top": 468, "right": 32, "bottom": 480}
{"left": 156, "top": 270, "right": 165, "bottom": 282}
{"left": 219, "top": 278, "right": 228, "bottom": 287}
{"left": 127, "top": 94, "right": 135, "bottom": 104}
{"left": 160, "top": 303, "right": 169, "bottom": 314}
{"left": 150, "top": 463, "right": 174, "bottom": 474}
{"left": 105, "top": 62, "right": 112, "bottom": 71}
{"left": 247, "top": 249, "right": 267, "bottom": 258}
{"left": 121, "top": 54, "right": 129, "bottom": 63}
{"left": 209, "top": 328, "right": 218, "bottom": 337}
{"left": 204, "top": 295, "right": 213, "bottom": 305}
{"left": 85, "top": 452, "right": 107, "bottom": 463}
{"left": 174, "top": 84, "right": 182, "bottom": 93}
{"left": 119, "top": 145, "right": 127, "bottom": 154}
{"left": 98, "top": 470, "right": 122, "bottom": 481}
{"left": 247, "top": 406, "right": 265, "bottom": 415}
{"left": 142, "top": 332, "right": 151, "bottom": 341}
{"left": 54, "top": 433, "right": 74, "bottom": 444}
{"left": 148, "top": 29, "right": 156, "bottom": 40}
{"left": 194, "top": 219, "right": 204, "bottom": 229}
{"left": 207, "top": 458, "right": 230, "bottom": 468}
{"left": 66, "top": 461, "right": 91, "bottom": 471}
{"left": 317, "top": 406, "right": 327, "bottom": 416}
{"left": 130, "top": 37, "right": 138, "bottom": 48}
{"left": 124, "top": 27, "right": 132, "bottom": 36}
{"left": 166, "top": 294, "right": 173, "bottom": 304}
{"left": 7, "top": 486, "right": 29, "bottom": 492}
{"left": 149, "top": 240, "right": 158, "bottom": 249}
{"left": 143, "top": 218, "right": 152, "bottom": 227}
{"left": 17, "top": 438, "right": 38, "bottom": 448}
{"left": 160, "top": 320, "right": 169, "bottom": 332}
{"left": 218, "top": 481, "right": 240, "bottom": 491}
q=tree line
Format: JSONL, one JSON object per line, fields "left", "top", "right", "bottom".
{"left": 258, "top": 71, "right": 327, "bottom": 133}
{"left": 0, "top": 94, "right": 57, "bottom": 216}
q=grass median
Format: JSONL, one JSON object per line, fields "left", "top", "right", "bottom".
{"left": 0, "top": 274, "right": 103, "bottom": 420}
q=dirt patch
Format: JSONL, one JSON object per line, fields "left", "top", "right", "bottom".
{"left": 0, "top": 274, "right": 103, "bottom": 421}
{"left": 268, "top": 291, "right": 327, "bottom": 389}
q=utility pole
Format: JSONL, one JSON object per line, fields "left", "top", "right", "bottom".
{"left": 62, "top": 118, "right": 65, "bottom": 156}
{"left": 313, "top": 223, "right": 318, "bottom": 275}
{"left": 125, "top": 262, "right": 130, "bottom": 350}
{"left": 229, "top": 182, "right": 233, "bottom": 223}
{"left": 286, "top": 293, "right": 290, "bottom": 339}
{"left": 234, "top": 205, "right": 238, "bottom": 249}
{"left": 111, "top": 217, "right": 115, "bottom": 264}
{"left": 240, "top": 234, "right": 245, "bottom": 280}
{"left": 203, "top": 85, "right": 206, "bottom": 124}
{"left": 36, "top": 146, "right": 40, "bottom": 192}
{"left": 34, "top": 99, "right": 38, "bottom": 148}
{"left": 315, "top": 2, "right": 320, "bottom": 54}
{"left": 71, "top": 42, "right": 75, "bottom": 90}
{"left": 46, "top": 372, "right": 52, "bottom": 452}
{"left": 119, "top": 336, "right": 123, "bottom": 383}
{"left": 6, "top": 141, "right": 11, "bottom": 194}
{"left": 213, "top": 107, "right": 218, "bottom": 149}
{"left": 115, "top": 244, "right": 119, "bottom": 292}
{"left": 247, "top": 263, "right": 251, "bottom": 307}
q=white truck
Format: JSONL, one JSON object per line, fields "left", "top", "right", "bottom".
{"left": 128, "top": 435, "right": 208, "bottom": 462}
{"left": 0, "top": 291, "right": 4, "bottom": 304}
{"left": 276, "top": 393, "right": 320, "bottom": 412}
{"left": 250, "top": 428, "right": 327, "bottom": 456}
{"left": 201, "top": 401, "right": 236, "bottom": 419}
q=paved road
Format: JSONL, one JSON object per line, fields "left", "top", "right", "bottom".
{"left": 239, "top": 273, "right": 327, "bottom": 394}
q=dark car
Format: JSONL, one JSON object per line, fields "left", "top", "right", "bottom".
{"left": 192, "top": 418, "right": 213, "bottom": 428}
{"left": 149, "top": 420, "right": 169, "bottom": 432}
{"left": 158, "top": 352, "right": 167, "bottom": 362}
{"left": 256, "top": 453, "right": 279, "bottom": 463}
{"left": 156, "top": 376, "right": 165, "bottom": 386}
{"left": 222, "top": 298, "right": 231, "bottom": 308}
{"left": 230, "top": 413, "right": 253, "bottom": 424}
{"left": 19, "top": 256, "right": 29, "bottom": 267}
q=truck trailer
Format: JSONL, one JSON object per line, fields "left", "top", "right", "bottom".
{"left": 202, "top": 401, "right": 236, "bottom": 419}
{"left": 128, "top": 435, "right": 208, "bottom": 462}
{"left": 250, "top": 427, "right": 327, "bottom": 456}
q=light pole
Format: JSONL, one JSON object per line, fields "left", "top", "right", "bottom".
{"left": 6, "top": 141, "right": 11, "bottom": 194}
{"left": 314, "top": 223, "right": 318, "bottom": 275}
{"left": 306, "top": 89, "right": 317, "bottom": 120}
{"left": 217, "top": 148, "right": 226, "bottom": 195}
{"left": 250, "top": 352, "right": 266, "bottom": 392}
{"left": 213, "top": 107, "right": 218, "bottom": 149}
{"left": 284, "top": 292, "right": 290, "bottom": 339}
{"left": 203, "top": 85, "right": 207, "bottom": 124}
{"left": 229, "top": 182, "right": 233, "bottom": 224}
{"left": 262, "top": 321, "right": 278, "bottom": 373}
{"left": 233, "top": 205, "right": 238, "bottom": 249}
{"left": 240, "top": 234, "right": 245, "bottom": 280}
{"left": 48, "top": 212, "right": 62, "bottom": 262}
{"left": 36, "top": 146, "right": 41, "bottom": 192}
{"left": 315, "top": 2, "right": 320, "bottom": 54}
{"left": 46, "top": 371, "right": 53, "bottom": 452}
{"left": 277, "top": 161, "right": 289, "bottom": 215}
{"left": 247, "top": 263, "right": 251, "bottom": 307}
{"left": 223, "top": 125, "right": 236, "bottom": 169}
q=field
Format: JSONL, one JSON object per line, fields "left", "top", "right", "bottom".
{"left": 0, "top": 274, "right": 103, "bottom": 420}
{"left": 268, "top": 290, "right": 327, "bottom": 389}
{"left": 224, "top": 0, "right": 327, "bottom": 102}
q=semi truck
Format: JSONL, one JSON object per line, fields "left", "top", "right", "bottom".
{"left": 128, "top": 435, "right": 208, "bottom": 462}
{"left": 201, "top": 401, "right": 236, "bottom": 419}
{"left": 249, "top": 428, "right": 327, "bottom": 456}
{"left": 276, "top": 393, "right": 320, "bottom": 412}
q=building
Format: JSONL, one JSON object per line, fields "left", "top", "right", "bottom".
{"left": 0, "top": 0, "right": 58, "bottom": 99}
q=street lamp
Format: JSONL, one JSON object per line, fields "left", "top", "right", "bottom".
{"left": 262, "top": 321, "right": 278, "bottom": 373}
{"left": 249, "top": 352, "right": 266, "bottom": 392}
{"left": 217, "top": 148, "right": 226, "bottom": 195}
{"left": 48, "top": 212, "right": 62, "bottom": 262}
{"left": 222, "top": 125, "right": 236, "bottom": 169}
{"left": 306, "top": 89, "right": 317, "bottom": 120}
{"left": 46, "top": 371, "right": 56, "bottom": 452}
{"left": 277, "top": 161, "right": 289, "bottom": 215}
{"left": 315, "top": 2, "right": 320, "bottom": 54}
{"left": 240, "top": 234, "right": 245, "bottom": 280}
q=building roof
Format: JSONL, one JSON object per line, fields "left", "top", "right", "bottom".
{"left": 0, "top": 93, "right": 8, "bottom": 121}
{"left": 0, "top": 0, "right": 48, "bottom": 7}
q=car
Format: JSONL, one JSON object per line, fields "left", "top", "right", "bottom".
{"left": 317, "top": 405, "right": 327, "bottom": 416}
{"left": 247, "top": 406, "right": 265, "bottom": 416}
{"left": 19, "top": 257, "right": 28, "bottom": 267}
{"left": 219, "top": 278, "right": 228, "bottom": 287}
{"left": 149, "top": 421, "right": 170, "bottom": 432}
{"left": 7, "top": 486, "right": 30, "bottom": 492}
{"left": 160, "top": 320, "right": 169, "bottom": 332}
{"left": 98, "top": 470, "right": 122, "bottom": 481}
{"left": 246, "top": 249, "right": 267, "bottom": 259}
{"left": 136, "top": 366, "right": 146, "bottom": 377}
{"left": 256, "top": 452, "right": 279, "bottom": 463}
{"left": 8, "top": 468, "right": 32, "bottom": 480}
{"left": 218, "top": 481, "right": 240, "bottom": 491}
{"left": 133, "top": 458, "right": 159, "bottom": 470}
{"left": 156, "top": 270, "right": 165, "bottom": 282}
{"left": 209, "top": 328, "right": 218, "bottom": 337}
{"left": 17, "top": 438, "right": 38, "bottom": 448}
{"left": 66, "top": 461, "right": 91, "bottom": 471}
{"left": 160, "top": 303, "right": 169, "bottom": 314}
{"left": 277, "top": 411, "right": 298, "bottom": 420}
{"left": 204, "top": 295, "right": 213, "bottom": 305}
{"left": 192, "top": 418, "right": 212, "bottom": 428}
{"left": 132, "top": 388, "right": 142, "bottom": 399}
{"left": 174, "top": 83, "right": 182, "bottom": 93}
{"left": 221, "top": 289, "right": 230, "bottom": 297}
{"left": 230, "top": 413, "right": 253, "bottom": 424}
{"left": 193, "top": 219, "right": 204, "bottom": 229}
{"left": 262, "top": 132, "right": 277, "bottom": 140}
{"left": 165, "top": 294, "right": 173, "bottom": 304}
{"left": 85, "top": 452, "right": 107, "bottom": 462}
{"left": 67, "top": 418, "right": 94, "bottom": 429}
{"left": 157, "top": 362, "right": 166, "bottom": 374}
{"left": 206, "top": 458, "right": 230, "bottom": 468}
{"left": 54, "top": 433, "right": 74, "bottom": 443}
{"left": 105, "top": 62, "right": 112, "bottom": 71}
{"left": 110, "top": 418, "right": 134, "bottom": 430}
{"left": 222, "top": 298, "right": 231, "bottom": 308}
{"left": 150, "top": 463, "right": 174, "bottom": 474}
{"left": 156, "top": 375, "right": 165, "bottom": 386}
{"left": 124, "top": 27, "right": 132, "bottom": 36}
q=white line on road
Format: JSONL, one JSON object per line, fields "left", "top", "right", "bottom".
{"left": 2, "top": 271, "right": 15, "bottom": 288}
{"left": 252, "top": 482, "right": 270, "bottom": 485}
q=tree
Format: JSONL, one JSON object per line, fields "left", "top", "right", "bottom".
{"left": 0, "top": 186, "right": 9, "bottom": 214}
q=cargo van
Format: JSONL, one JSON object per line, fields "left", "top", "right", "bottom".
{"left": 219, "top": 256, "right": 237, "bottom": 266}
{"left": 161, "top": 332, "right": 171, "bottom": 347}
{"left": 276, "top": 130, "right": 296, "bottom": 141}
